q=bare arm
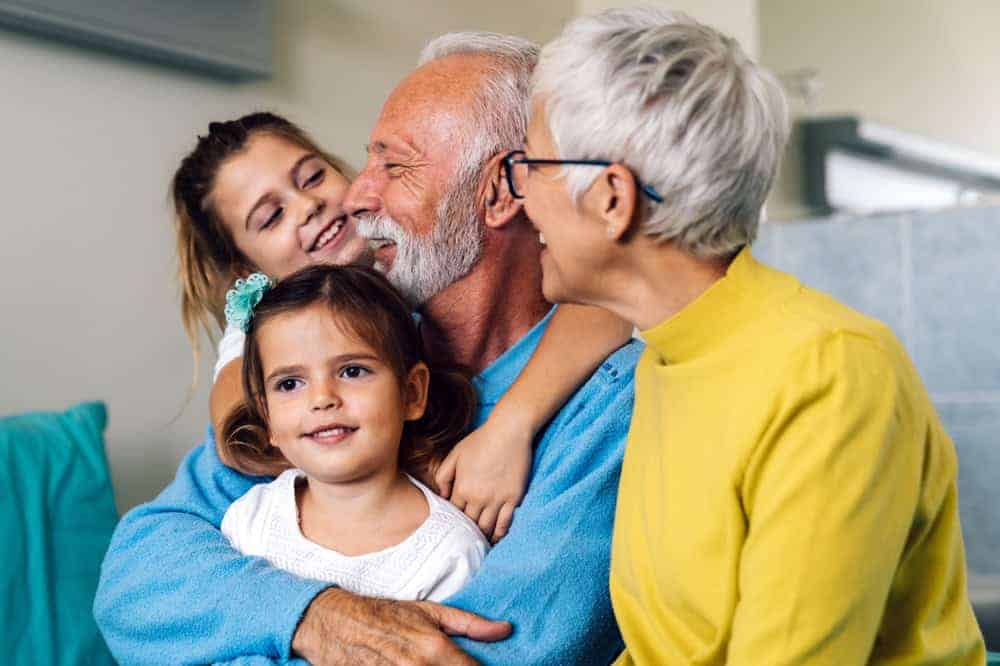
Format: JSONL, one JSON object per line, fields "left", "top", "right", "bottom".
{"left": 491, "top": 303, "right": 633, "bottom": 433}
{"left": 437, "top": 304, "right": 632, "bottom": 541}
{"left": 210, "top": 357, "right": 243, "bottom": 453}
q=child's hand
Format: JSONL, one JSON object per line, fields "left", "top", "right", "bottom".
{"left": 435, "top": 415, "right": 533, "bottom": 544}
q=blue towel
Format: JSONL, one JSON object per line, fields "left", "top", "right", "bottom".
{"left": 95, "top": 307, "right": 642, "bottom": 664}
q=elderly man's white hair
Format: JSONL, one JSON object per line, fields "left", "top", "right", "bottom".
{"left": 532, "top": 7, "right": 790, "bottom": 258}
{"left": 419, "top": 32, "right": 539, "bottom": 191}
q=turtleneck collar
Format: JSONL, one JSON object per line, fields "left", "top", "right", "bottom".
{"left": 639, "top": 247, "right": 797, "bottom": 364}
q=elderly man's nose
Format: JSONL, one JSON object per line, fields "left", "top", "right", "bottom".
{"left": 344, "top": 168, "right": 380, "bottom": 218}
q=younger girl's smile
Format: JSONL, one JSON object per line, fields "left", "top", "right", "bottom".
{"left": 303, "top": 422, "right": 358, "bottom": 445}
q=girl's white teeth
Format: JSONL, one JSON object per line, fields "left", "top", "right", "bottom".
{"left": 313, "top": 221, "right": 343, "bottom": 251}
{"left": 314, "top": 427, "right": 353, "bottom": 437}
{"left": 539, "top": 233, "right": 547, "bottom": 246}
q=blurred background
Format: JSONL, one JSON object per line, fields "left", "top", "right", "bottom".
{"left": 0, "top": 0, "right": 997, "bottom": 645}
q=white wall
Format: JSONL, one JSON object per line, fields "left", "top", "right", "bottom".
{"left": 576, "top": 0, "right": 759, "bottom": 59}
{"left": 760, "top": 0, "right": 1000, "bottom": 219}
{"left": 0, "top": 0, "right": 574, "bottom": 513}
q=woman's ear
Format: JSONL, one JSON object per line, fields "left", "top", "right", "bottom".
{"left": 482, "top": 152, "right": 523, "bottom": 230}
{"left": 586, "top": 164, "right": 639, "bottom": 242}
{"left": 402, "top": 362, "right": 430, "bottom": 422}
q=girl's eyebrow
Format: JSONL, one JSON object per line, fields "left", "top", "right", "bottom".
{"left": 264, "top": 353, "right": 382, "bottom": 383}
{"left": 265, "top": 363, "right": 306, "bottom": 382}
{"left": 243, "top": 152, "right": 319, "bottom": 231}
{"left": 330, "top": 353, "right": 381, "bottom": 365}
{"left": 289, "top": 152, "right": 321, "bottom": 184}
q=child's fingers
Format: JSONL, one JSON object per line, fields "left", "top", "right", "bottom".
{"left": 492, "top": 503, "right": 516, "bottom": 544}
{"left": 477, "top": 503, "right": 501, "bottom": 539}
{"left": 435, "top": 453, "right": 458, "bottom": 498}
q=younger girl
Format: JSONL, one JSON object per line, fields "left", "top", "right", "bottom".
{"left": 219, "top": 264, "right": 488, "bottom": 601}
{"left": 172, "top": 112, "right": 633, "bottom": 542}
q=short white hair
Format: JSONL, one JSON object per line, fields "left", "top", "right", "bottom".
{"left": 532, "top": 7, "right": 790, "bottom": 258}
{"left": 419, "top": 32, "right": 539, "bottom": 190}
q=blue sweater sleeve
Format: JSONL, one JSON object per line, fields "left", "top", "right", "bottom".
{"left": 93, "top": 429, "right": 330, "bottom": 665}
{"left": 447, "top": 341, "right": 641, "bottom": 666}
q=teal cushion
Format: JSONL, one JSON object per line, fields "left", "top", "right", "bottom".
{"left": 989, "top": 651, "right": 1000, "bottom": 665}
{"left": 0, "top": 402, "right": 117, "bottom": 664}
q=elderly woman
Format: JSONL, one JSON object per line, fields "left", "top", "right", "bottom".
{"left": 510, "top": 7, "right": 986, "bottom": 665}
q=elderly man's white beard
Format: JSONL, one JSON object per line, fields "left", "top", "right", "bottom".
{"left": 355, "top": 184, "right": 484, "bottom": 307}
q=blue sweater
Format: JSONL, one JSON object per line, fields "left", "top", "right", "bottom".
{"left": 95, "top": 309, "right": 642, "bottom": 665}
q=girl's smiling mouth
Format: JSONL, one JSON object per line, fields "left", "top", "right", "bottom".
{"left": 304, "top": 423, "right": 358, "bottom": 444}
{"left": 308, "top": 215, "right": 349, "bottom": 255}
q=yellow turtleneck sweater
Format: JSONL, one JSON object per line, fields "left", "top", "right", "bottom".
{"left": 611, "top": 248, "right": 984, "bottom": 665}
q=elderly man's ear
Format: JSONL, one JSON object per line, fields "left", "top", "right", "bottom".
{"left": 482, "top": 153, "right": 523, "bottom": 229}
{"left": 586, "top": 164, "right": 639, "bottom": 242}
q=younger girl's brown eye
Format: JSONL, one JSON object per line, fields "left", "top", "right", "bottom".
{"left": 275, "top": 378, "right": 302, "bottom": 392}
{"left": 339, "top": 365, "right": 371, "bottom": 379}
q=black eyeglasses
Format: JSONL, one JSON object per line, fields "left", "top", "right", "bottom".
{"left": 502, "top": 150, "right": 663, "bottom": 203}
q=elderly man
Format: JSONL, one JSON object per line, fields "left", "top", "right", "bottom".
{"left": 95, "top": 32, "right": 640, "bottom": 665}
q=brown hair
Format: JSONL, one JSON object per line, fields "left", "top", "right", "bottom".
{"left": 170, "top": 112, "right": 354, "bottom": 379}
{"left": 220, "top": 265, "right": 478, "bottom": 480}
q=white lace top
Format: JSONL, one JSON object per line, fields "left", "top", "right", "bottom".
{"left": 221, "top": 470, "right": 489, "bottom": 602}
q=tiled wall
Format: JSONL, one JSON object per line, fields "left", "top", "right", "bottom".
{"left": 754, "top": 206, "right": 1000, "bottom": 578}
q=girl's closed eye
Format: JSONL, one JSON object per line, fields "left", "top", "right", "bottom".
{"left": 301, "top": 168, "right": 325, "bottom": 188}
{"left": 260, "top": 206, "right": 284, "bottom": 231}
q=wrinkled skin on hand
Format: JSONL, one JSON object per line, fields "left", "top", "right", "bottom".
{"left": 292, "top": 588, "right": 512, "bottom": 665}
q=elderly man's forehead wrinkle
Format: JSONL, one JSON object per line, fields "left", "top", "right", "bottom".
{"left": 383, "top": 56, "right": 488, "bottom": 142}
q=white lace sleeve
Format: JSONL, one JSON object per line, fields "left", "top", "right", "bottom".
{"left": 419, "top": 522, "right": 489, "bottom": 602}
{"left": 213, "top": 324, "right": 246, "bottom": 383}
{"left": 220, "top": 479, "right": 278, "bottom": 557}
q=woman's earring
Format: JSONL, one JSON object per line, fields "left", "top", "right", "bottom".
{"left": 607, "top": 225, "right": 618, "bottom": 238}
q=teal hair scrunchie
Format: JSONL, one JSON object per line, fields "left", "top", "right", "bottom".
{"left": 224, "top": 273, "right": 273, "bottom": 332}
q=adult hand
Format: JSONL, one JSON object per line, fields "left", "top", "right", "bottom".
{"left": 292, "top": 588, "right": 512, "bottom": 665}
{"left": 435, "top": 414, "right": 532, "bottom": 543}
